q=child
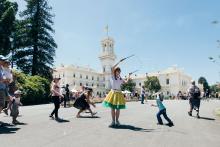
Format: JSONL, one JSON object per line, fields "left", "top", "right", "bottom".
{"left": 151, "top": 92, "right": 174, "bottom": 127}
{"left": 103, "top": 59, "right": 131, "bottom": 127}
{"left": 10, "top": 90, "right": 23, "bottom": 124}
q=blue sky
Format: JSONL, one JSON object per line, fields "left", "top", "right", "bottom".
{"left": 16, "top": 0, "right": 220, "bottom": 84}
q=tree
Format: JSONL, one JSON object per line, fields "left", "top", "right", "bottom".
{"left": 14, "top": 0, "right": 57, "bottom": 79}
{"left": 144, "top": 76, "right": 161, "bottom": 93}
{"left": 198, "top": 77, "right": 210, "bottom": 91}
{"left": 0, "top": 0, "right": 18, "bottom": 56}
{"left": 210, "top": 84, "right": 220, "bottom": 94}
{"left": 121, "top": 79, "right": 136, "bottom": 92}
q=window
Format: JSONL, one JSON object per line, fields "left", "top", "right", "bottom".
{"left": 97, "top": 77, "right": 99, "bottom": 81}
{"left": 73, "top": 73, "right": 75, "bottom": 78}
{"left": 86, "top": 75, "right": 88, "bottom": 79}
{"left": 92, "top": 83, "right": 94, "bottom": 87}
{"left": 80, "top": 83, "right": 82, "bottom": 86}
{"left": 103, "top": 77, "right": 105, "bottom": 81}
{"left": 63, "top": 73, "right": 65, "bottom": 77}
{"left": 166, "top": 79, "right": 169, "bottom": 85}
{"left": 80, "top": 74, "right": 82, "bottom": 79}
{"left": 86, "top": 83, "right": 88, "bottom": 86}
{"left": 92, "top": 76, "right": 94, "bottom": 80}
{"left": 97, "top": 84, "right": 99, "bottom": 87}
{"left": 103, "top": 67, "right": 105, "bottom": 72}
{"left": 139, "top": 83, "right": 141, "bottom": 86}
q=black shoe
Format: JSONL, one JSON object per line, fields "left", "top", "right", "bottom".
{"left": 109, "top": 122, "right": 115, "bottom": 128}
{"left": 188, "top": 112, "right": 192, "bottom": 116}
{"left": 157, "top": 123, "right": 163, "bottom": 125}
{"left": 196, "top": 114, "right": 200, "bottom": 119}
{"left": 166, "top": 122, "right": 174, "bottom": 127}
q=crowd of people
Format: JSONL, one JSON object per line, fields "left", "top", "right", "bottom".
{"left": 0, "top": 55, "right": 204, "bottom": 128}
{"left": 48, "top": 58, "right": 203, "bottom": 128}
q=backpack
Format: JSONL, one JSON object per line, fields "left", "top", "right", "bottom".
{"left": 192, "top": 86, "right": 201, "bottom": 98}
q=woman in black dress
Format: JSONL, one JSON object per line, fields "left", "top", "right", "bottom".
{"left": 73, "top": 87, "right": 96, "bottom": 118}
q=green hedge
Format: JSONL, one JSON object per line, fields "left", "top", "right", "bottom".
{"left": 14, "top": 71, "right": 51, "bottom": 105}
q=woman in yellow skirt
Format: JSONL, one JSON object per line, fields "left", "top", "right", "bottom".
{"left": 103, "top": 59, "right": 131, "bottom": 127}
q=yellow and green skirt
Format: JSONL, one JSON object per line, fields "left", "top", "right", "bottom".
{"left": 103, "top": 90, "right": 126, "bottom": 109}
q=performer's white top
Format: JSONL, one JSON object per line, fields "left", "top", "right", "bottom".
{"left": 110, "top": 76, "right": 124, "bottom": 90}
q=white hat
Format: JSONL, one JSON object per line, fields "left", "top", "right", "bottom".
{"left": 14, "top": 90, "right": 22, "bottom": 95}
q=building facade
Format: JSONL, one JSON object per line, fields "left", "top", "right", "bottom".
{"left": 53, "top": 33, "right": 192, "bottom": 97}
{"left": 132, "top": 66, "right": 192, "bottom": 96}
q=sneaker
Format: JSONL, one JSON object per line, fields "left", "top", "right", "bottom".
{"left": 3, "top": 109, "right": 8, "bottom": 115}
{"left": 91, "top": 112, "right": 97, "bottom": 117}
{"left": 157, "top": 123, "right": 163, "bottom": 125}
{"left": 108, "top": 121, "right": 115, "bottom": 128}
{"left": 49, "top": 115, "right": 54, "bottom": 119}
{"left": 12, "top": 120, "right": 20, "bottom": 125}
{"left": 188, "top": 112, "right": 192, "bottom": 116}
{"left": 167, "top": 122, "right": 174, "bottom": 127}
{"left": 115, "top": 121, "right": 121, "bottom": 127}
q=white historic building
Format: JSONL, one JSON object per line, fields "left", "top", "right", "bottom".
{"left": 131, "top": 66, "right": 192, "bottom": 96}
{"left": 53, "top": 31, "right": 192, "bottom": 97}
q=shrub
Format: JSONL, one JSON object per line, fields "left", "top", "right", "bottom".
{"left": 13, "top": 71, "right": 51, "bottom": 105}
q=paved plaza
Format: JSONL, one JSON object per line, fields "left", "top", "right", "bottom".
{"left": 0, "top": 100, "right": 220, "bottom": 147}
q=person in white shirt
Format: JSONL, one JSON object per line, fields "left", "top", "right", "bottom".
{"left": 2, "top": 60, "right": 13, "bottom": 115}
{"left": 103, "top": 59, "right": 131, "bottom": 127}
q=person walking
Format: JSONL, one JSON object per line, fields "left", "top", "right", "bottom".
{"left": 49, "top": 78, "right": 64, "bottom": 120}
{"left": 0, "top": 56, "right": 9, "bottom": 123}
{"left": 188, "top": 80, "right": 201, "bottom": 118}
{"left": 141, "top": 86, "right": 145, "bottom": 104}
{"left": 10, "top": 90, "right": 23, "bottom": 124}
{"left": 64, "top": 84, "right": 70, "bottom": 107}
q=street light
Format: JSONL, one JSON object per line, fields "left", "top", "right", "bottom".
{"left": 9, "top": 36, "right": 14, "bottom": 68}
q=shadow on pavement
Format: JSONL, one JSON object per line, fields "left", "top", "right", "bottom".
{"left": 192, "top": 116, "right": 215, "bottom": 121}
{"left": 78, "top": 116, "right": 100, "bottom": 119}
{"left": 112, "top": 124, "right": 155, "bottom": 132}
{"left": 0, "top": 122, "right": 20, "bottom": 134}
{"left": 55, "top": 118, "right": 70, "bottom": 123}
{"left": 15, "top": 122, "right": 28, "bottom": 125}
{"left": 199, "top": 117, "right": 215, "bottom": 121}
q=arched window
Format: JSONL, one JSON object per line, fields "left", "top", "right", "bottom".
{"left": 166, "top": 79, "right": 170, "bottom": 85}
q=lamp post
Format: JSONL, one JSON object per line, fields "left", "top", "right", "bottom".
{"left": 9, "top": 37, "right": 14, "bottom": 69}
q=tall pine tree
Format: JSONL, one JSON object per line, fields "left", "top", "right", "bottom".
{"left": 0, "top": 0, "right": 18, "bottom": 56}
{"left": 15, "top": 0, "right": 57, "bottom": 79}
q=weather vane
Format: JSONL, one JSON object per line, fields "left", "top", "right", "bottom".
{"left": 105, "top": 25, "right": 109, "bottom": 36}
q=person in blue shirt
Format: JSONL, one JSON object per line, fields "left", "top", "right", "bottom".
{"left": 152, "top": 92, "right": 174, "bottom": 127}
